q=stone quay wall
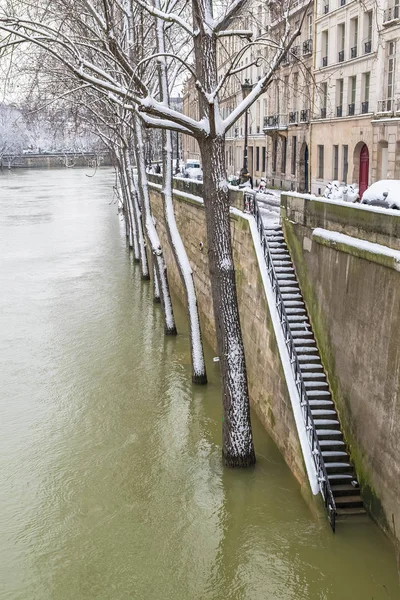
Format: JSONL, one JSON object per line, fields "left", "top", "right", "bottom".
{"left": 281, "top": 193, "right": 400, "bottom": 542}
{"left": 148, "top": 176, "right": 309, "bottom": 493}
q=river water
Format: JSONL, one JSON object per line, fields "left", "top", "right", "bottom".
{"left": 0, "top": 168, "right": 399, "bottom": 600}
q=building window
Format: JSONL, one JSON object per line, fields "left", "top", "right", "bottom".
{"left": 262, "top": 146, "right": 266, "bottom": 172}
{"left": 336, "top": 78, "right": 344, "bottom": 115}
{"left": 322, "top": 30, "right": 328, "bottom": 66}
{"left": 387, "top": 42, "right": 396, "bottom": 110}
{"left": 342, "top": 144, "right": 348, "bottom": 182}
{"left": 318, "top": 145, "right": 324, "bottom": 179}
{"left": 321, "top": 82, "right": 328, "bottom": 117}
{"left": 308, "top": 13, "right": 313, "bottom": 39}
{"left": 333, "top": 145, "right": 339, "bottom": 180}
{"left": 256, "top": 146, "right": 260, "bottom": 171}
{"left": 364, "top": 11, "right": 372, "bottom": 53}
{"left": 281, "top": 137, "right": 287, "bottom": 173}
{"left": 351, "top": 17, "right": 358, "bottom": 58}
{"left": 291, "top": 136, "right": 297, "bottom": 175}
{"left": 338, "top": 23, "right": 345, "bottom": 61}
{"left": 348, "top": 75, "right": 356, "bottom": 114}
{"left": 362, "top": 72, "right": 370, "bottom": 112}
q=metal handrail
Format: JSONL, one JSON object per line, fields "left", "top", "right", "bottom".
{"left": 244, "top": 191, "right": 336, "bottom": 531}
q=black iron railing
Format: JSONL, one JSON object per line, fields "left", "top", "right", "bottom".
{"left": 243, "top": 191, "right": 337, "bottom": 531}
{"left": 338, "top": 50, "right": 344, "bottom": 62}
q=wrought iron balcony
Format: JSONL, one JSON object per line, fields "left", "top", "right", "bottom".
{"left": 289, "top": 111, "right": 298, "bottom": 124}
{"left": 322, "top": 56, "right": 328, "bottom": 67}
{"left": 338, "top": 50, "right": 344, "bottom": 62}
{"left": 300, "top": 109, "right": 310, "bottom": 123}
{"left": 324, "top": 3, "right": 329, "bottom": 14}
{"left": 350, "top": 46, "right": 357, "bottom": 59}
{"left": 320, "top": 107, "right": 327, "bottom": 119}
{"left": 336, "top": 105, "right": 343, "bottom": 117}
{"left": 384, "top": 5, "right": 400, "bottom": 23}
{"left": 303, "top": 39, "right": 313, "bottom": 56}
{"left": 348, "top": 103, "right": 355, "bottom": 116}
{"left": 361, "top": 101, "right": 369, "bottom": 114}
{"left": 364, "top": 40, "right": 372, "bottom": 54}
{"left": 263, "top": 114, "right": 288, "bottom": 130}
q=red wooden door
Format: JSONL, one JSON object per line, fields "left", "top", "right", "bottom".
{"left": 359, "top": 144, "right": 369, "bottom": 198}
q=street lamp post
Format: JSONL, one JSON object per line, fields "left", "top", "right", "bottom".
{"left": 241, "top": 79, "right": 253, "bottom": 182}
{"left": 175, "top": 130, "right": 180, "bottom": 174}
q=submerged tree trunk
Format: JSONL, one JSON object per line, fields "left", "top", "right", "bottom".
{"left": 133, "top": 114, "right": 177, "bottom": 335}
{"left": 124, "top": 145, "right": 150, "bottom": 278}
{"left": 161, "top": 130, "right": 207, "bottom": 383}
{"left": 199, "top": 135, "right": 256, "bottom": 467}
{"left": 154, "top": 5, "right": 207, "bottom": 382}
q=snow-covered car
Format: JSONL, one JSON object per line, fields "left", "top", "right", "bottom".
{"left": 361, "top": 180, "right": 400, "bottom": 209}
{"left": 183, "top": 160, "right": 203, "bottom": 180}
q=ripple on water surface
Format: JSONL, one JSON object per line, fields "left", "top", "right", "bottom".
{"left": 0, "top": 168, "right": 399, "bottom": 600}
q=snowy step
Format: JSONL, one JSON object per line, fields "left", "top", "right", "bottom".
{"left": 295, "top": 346, "right": 318, "bottom": 354}
{"left": 293, "top": 337, "right": 315, "bottom": 344}
{"left": 275, "top": 266, "right": 294, "bottom": 273}
{"left": 313, "top": 419, "right": 340, "bottom": 428}
{"left": 274, "top": 260, "right": 293, "bottom": 267}
{"left": 267, "top": 235, "right": 285, "bottom": 242}
{"left": 299, "top": 362, "right": 323, "bottom": 370}
{"left": 271, "top": 254, "right": 291, "bottom": 261}
{"left": 285, "top": 308, "right": 307, "bottom": 316}
{"left": 308, "top": 400, "right": 334, "bottom": 409}
{"left": 319, "top": 440, "right": 345, "bottom": 449}
{"left": 304, "top": 381, "right": 329, "bottom": 389}
{"left": 297, "top": 354, "right": 321, "bottom": 363}
{"left": 302, "top": 371, "right": 326, "bottom": 379}
{"left": 308, "top": 399, "right": 333, "bottom": 408}
{"left": 322, "top": 451, "right": 348, "bottom": 459}
{"left": 328, "top": 474, "right": 354, "bottom": 486}
{"left": 307, "top": 390, "right": 331, "bottom": 397}
{"left": 277, "top": 273, "right": 296, "bottom": 280}
{"left": 284, "top": 301, "right": 305, "bottom": 308}
{"left": 268, "top": 242, "right": 286, "bottom": 248}
{"left": 281, "top": 293, "right": 302, "bottom": 300}
{"left": 317, "top": 429, "right": 343, "bottom": 440}
{"left": 311, "top": 409, "right": 337, "bottom": 417}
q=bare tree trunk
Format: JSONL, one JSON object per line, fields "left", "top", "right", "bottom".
{"left": 133, "top": 114, "right": 177, "bottom": 335}
{"left": 155, "top": 4, "right": 207, "bottom": 382}
{"left": 153, "top": 264, "right": 160, "bottom": 303}
{"left": 199, "top": 135, "right": 256, "bottom": 467}
{"left": 123, "top": 145, "right": 150, "bottom": 278}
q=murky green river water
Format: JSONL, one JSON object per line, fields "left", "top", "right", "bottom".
{"left": 0, "top": 168, "right": 399, "bottom": 599}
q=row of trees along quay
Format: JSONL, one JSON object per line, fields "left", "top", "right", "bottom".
{"left": 0, "top": 0, "right": 310, "bottom": 468}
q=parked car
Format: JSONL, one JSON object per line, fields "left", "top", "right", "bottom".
{"left": 183, "top": 160, "right": 203, "bottom": 180}
{"left": 361, "top": 180, "right": 400, "bottom": 209}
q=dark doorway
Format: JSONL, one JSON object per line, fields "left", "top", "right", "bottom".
{"left": 299, "top": 142, "right": 309, "bottom": 192}
{"left": 359, "top": 144, "right": 369, "bottom": 197}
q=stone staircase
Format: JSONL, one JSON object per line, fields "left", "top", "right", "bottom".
{"left": 265, "top": 224, "right": 365, "bottom": 520}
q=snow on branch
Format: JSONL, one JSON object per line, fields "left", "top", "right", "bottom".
{"left": 134, "top": 0, "right": 193, "bottom": 35}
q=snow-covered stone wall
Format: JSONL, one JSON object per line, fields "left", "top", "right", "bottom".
{"left": 282, "top": 193, "right": 400, "bottom": 544}
{"left": 148, "top": 178, "right": 310, "bottom": 495}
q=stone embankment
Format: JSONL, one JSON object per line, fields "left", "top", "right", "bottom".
{"left": 149, "top": 175, "right": 400, "bottom": 545}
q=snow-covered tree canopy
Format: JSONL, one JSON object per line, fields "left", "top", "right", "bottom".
{"left": 0, "top": 0, "right": 311, "bottom": 140}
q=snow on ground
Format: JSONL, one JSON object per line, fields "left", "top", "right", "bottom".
{"left": 256, "top": 188, "right": 281, "bottom": 227}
